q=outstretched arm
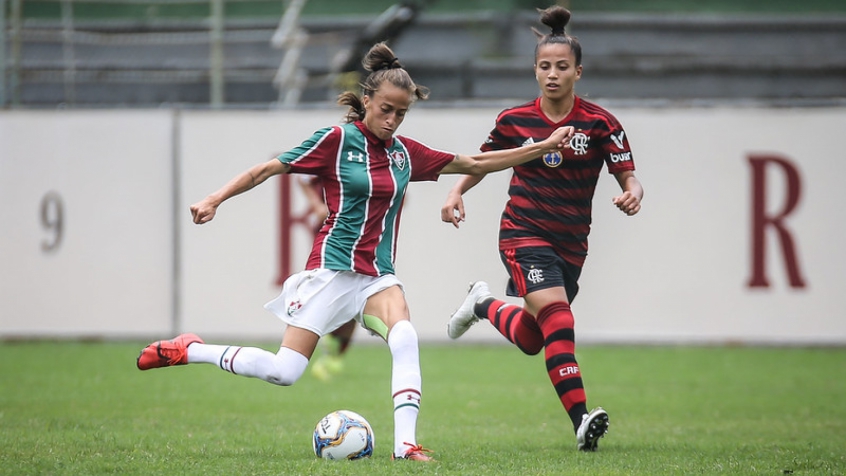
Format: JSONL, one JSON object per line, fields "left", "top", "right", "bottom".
{"left": 612, "top": 170, "right": 643, "bottom": 216}
{"left": 438, "top": 126, "right": 574, "bottom": 176}
{"left": 190, "top": 158, "right": 290, "bottom": 224}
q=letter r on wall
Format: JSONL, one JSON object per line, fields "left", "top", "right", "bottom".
{"left": 747, "top": 154, "right": 807, "bottom": 288}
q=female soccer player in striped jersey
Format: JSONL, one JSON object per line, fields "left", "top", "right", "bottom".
{"left": 442, "top": 5, "right": 644, "bottom": 452}
{"left": 136, "top": 42, "right": 574, "bottom": 462}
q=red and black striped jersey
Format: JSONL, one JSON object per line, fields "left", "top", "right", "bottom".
{"left": 480, "top": 96, "right": 636, "bottom": 266}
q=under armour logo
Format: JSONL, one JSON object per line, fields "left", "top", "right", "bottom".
{"left": 347, "top": 151, "right": 365, "bottom": 162}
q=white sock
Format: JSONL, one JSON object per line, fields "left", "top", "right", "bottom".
{"left": 187, "top": 343, "right": 308, "bottom": 386}
{"left": 387, "top": 320, "right": 422, "bottom": 456}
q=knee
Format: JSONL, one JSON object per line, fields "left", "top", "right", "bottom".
{"left": 265, "top": 363, "right": 302, "bottom": 386}
{"left": 265, "top": 348, "right": 308, "bottom": 386}
{"left": 387, "top": 320, "right": 418, "bottom": 352}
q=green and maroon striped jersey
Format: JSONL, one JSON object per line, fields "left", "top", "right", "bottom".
{"left": 278, "top": 121, "right": 454, "bottom": 276}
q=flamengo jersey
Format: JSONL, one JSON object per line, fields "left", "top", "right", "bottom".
{"left": 481, "top": 96, "right": 636, "bottom": 267}
{"left": 278, "top": 121, "right": 455, "bottom": 277}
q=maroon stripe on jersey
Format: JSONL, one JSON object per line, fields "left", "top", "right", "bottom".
{"left": 351, "top": 140, "right": 398, "bottom": 275}
{"left": 306, "top": 127, "right": 344, "bottom": 271}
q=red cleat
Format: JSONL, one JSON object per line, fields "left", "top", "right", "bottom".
{"left": 136, "top": 333, "right": 204, "bottom": 370}
{"left": 391, "top": 442, "right": 435, "bottom": 462}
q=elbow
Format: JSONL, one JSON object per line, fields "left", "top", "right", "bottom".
{"left": 466, "top": 161, "right": 487, "bottom": 176}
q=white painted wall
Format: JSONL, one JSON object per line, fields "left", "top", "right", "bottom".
{"left": 0, "top": 110, "right": 174, "bottom": 336}
{"left": 1, "top": 106, "right": 843, "bottom": 344}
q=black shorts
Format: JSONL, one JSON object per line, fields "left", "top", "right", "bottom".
{"left": 499, "top": 246, "right": 582, "bottom": 303}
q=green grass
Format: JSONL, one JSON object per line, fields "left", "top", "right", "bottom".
{"left": 1, "top": 342, "right": 845, "bottom": 475}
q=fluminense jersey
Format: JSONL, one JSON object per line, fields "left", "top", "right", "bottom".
{"left": 481, "top": 96, "right": 636, "bottom": 267}
{"left": 278, "top": 121, "right": 455, "bottom": 276}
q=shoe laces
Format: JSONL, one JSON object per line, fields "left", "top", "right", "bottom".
{"left": 157, "top": 341, "right": 187, "bottom": 362}
{"left": 400, "top": 442, "right": 432, "bottom": 458}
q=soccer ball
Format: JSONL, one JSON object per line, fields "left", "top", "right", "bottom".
{"left": 313, "top": 410, "right": 374, "bottom": 460}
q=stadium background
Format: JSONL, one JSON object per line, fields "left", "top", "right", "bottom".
{"left": 2, "top": 0, "right": 845, "bottom": 345}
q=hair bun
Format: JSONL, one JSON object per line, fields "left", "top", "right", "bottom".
{"left": 377, "top": 57, "right": 402, "bottom": 71}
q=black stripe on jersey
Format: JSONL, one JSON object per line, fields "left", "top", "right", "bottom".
{"left": 580, "top": 99, "right": 622, "bottom": 125}
{"left": 509, "top": 186, "right": 592, "bottom": 208}
{"left": 502, "top": 115, "right": 557, "bottom": 129}
{"left": 494, "top": 100, "right": 536, "bottom": 122}
{"left": 514, "top": 181, "right": 594, "bottom": 198}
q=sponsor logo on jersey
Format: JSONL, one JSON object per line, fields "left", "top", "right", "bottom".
{"left": 347, "top": 151, "right": 365, "bottom": 163}
{"left": 522, "top": 137, "right": 535, "bottom": 147}
{"left": 570, "top": 133, "right": 589, "bottom": 155}
{"left": 610, "top": 131, "right": 626, "bottom": 149}
{"left": 527, "top": 266, "right": 545, "bottom": 284}
{"left": 389, "top": 150, "right": 406, "bottom": 170}
{"left": 610, "top": 151, "right": 632, "bottom": 163}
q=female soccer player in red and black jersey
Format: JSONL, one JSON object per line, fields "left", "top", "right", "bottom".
{"left": 136, "top": 42, "right": 574, "bottom": 462}
{"left": 442, "top": 5, "right": 644, "bottom": 452}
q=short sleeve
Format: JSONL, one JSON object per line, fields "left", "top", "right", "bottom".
{"left": 397, "top": 136, "right": 456, "bottom": 182}
{"left": 600, "top": 115, "right": 635, "bottom": 174}
{"left": 277, "top": 126, "right": 341, "bottom": 176}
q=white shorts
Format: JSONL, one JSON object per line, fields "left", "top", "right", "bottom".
{"left": 264, "top": 268, "right": 403, "bottom": 336}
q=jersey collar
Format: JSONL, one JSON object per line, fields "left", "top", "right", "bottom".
{"left": 354, "top": 121, "right": 394, "bottom": 148}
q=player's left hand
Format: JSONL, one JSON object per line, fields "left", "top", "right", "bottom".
{"left": 612, "top": 191, "right": 641, "bottom": 216}
{"left": 441, "top": 191, "right": 466, "bottom": 228}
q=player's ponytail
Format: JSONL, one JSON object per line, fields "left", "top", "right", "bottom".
{"left": 337, "top": 42, "right": 429, "bottom": 124}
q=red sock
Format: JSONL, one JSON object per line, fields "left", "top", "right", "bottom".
{"left": 477, "top": 299, "right": 543, "bottom": 355}
{"left": 536, "top": 301, "right": 588, "bottom": 429}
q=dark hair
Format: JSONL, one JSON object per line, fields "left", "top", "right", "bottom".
{"left": 533, "top": 6, "right": 582, "bottom": 66}
{"left": 337, "top": 42, "right": 429, "bottom": 123}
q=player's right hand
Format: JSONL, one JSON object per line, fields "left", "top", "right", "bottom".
{"left": 190, "top": 199, "right": 218, "bottom": 224}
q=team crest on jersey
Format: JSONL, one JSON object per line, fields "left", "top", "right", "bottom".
{"left": 570, "top": 132, "right": 590, "bottom": 155}
{"left": 389, "top": 150, "right": 406, "bottom": 170}
{"left": 543, "top": 151, "right": 563, "bottom": 167}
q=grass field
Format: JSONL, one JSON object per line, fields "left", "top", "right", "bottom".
{"left": 1, "top": 342, "right": 844, "bottom": 475}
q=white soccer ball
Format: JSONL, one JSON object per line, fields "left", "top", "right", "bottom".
{"left": 312, "top": 410, "right": 375, "bottom": 460}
